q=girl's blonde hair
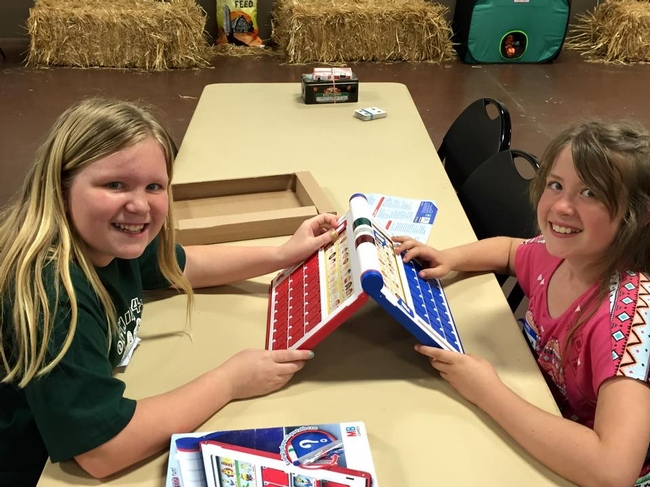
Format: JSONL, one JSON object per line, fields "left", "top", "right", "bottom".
{"left": 0, "top": 98, "right": 194, "bottom": 388}
{"left": 529, "top": 120, "right": 650, "bottom": 351}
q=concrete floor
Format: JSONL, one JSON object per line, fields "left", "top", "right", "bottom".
{"left": 1, "top": 41, "right": 648, "bottom": 209}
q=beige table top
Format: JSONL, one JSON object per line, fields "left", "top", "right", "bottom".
{"left": 39, "top": 83, "right": 574, "bottom": 486}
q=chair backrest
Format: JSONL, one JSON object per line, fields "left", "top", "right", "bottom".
{"left": 438, "top": 98, "right": 512, "bottom": 191}
{"left": 457, "top": 149, "right": 539, "bottom": 241}
{"left": 457, "top": 149, "right": 539, "bottom": 313}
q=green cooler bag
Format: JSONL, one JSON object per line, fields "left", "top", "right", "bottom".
{"left": 453, "top": 0, "right": 571, "bottom": 63}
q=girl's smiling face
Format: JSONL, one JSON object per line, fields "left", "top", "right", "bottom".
{"left": 66, "top": 137, "right": 169, "bottom": 267}
{"left": 537, "top": 145, "right": 623, "bottom": 268}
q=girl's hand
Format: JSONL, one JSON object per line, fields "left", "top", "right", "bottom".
{"left": 219, "top": 349, "right": 314, "bottom": 401}
{"left": 278, "top": 213, "right": 340, "bottom": 267}
{"left": 415, "top": 345, "right": 503, "bottom": 407}
{"left": 392, "top": 237, "right": 453, "bottom": 279}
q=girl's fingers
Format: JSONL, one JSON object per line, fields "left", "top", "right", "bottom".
{"left": 392, "top": 237, "right": 418, "bottom": 250}
{"left": 272, "top": 349, "right": 314, "bottom": 363}
{"left": 429, "top": 358, "right": 451, "bottom": 373}
{"left": 401, "top": 246, "right": 423, "bottom": 263}
{"left": 415, "top": 345, "right": 456, "bottom": 364}
{"left": 274, "top": 360, "right": 307, "bottom": 376}
{"left": 419, "top": 268, "right": 445, "bottom": 280}
{"left": 314, "top": 213, "right": 339, "bottom": 229}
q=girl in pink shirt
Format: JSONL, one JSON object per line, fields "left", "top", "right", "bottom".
{"left": 395, "top": 121, "right": 650, "bottom": 487}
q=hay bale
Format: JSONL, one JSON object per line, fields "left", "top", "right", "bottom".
{"left": 212, "top": 44, "right": 280, "bottom": 58}
{"left": 565, "top": 0, "right": 650, "bottom": 64}
{"left": 27, "top": 0, "right": 211, "bottom": 69}
{"left": 272, "top": 0, "right": 455, "bottom": 63}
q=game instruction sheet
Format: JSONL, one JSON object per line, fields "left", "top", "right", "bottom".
{"left": 365, "top": 194, "right": 437, "bottom": 243}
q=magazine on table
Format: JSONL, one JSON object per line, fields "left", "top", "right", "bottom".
{"left": 166, "top": 421, "right": 378, "bottom": 487}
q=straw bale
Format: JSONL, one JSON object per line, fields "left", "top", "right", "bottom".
{"left": 27, "top": 0, "right": 211, "bottom": 69}
{"left": 272, "top": 0, "right": 455, "bottom": 63}
{"left": 565, "top": 0, "right": 650, "bottom": 64}
{"left": 212, "top": 44, "right": 280, "bottom": 58}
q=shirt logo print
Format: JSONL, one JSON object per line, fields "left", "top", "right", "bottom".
{"left": 116, "top": 296, "right": 144, "bottom": 358}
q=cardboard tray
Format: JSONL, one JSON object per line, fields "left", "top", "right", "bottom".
{"left": 172, "top": 172, "right": 337, "bottom": 245}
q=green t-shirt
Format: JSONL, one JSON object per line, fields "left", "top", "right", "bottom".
{"left": 0, "top": 240, "right": 186, "bottom": 486}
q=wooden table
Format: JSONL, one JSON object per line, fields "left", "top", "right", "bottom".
{"left": 39, "top": 83, "right": 574, "bottom": 486}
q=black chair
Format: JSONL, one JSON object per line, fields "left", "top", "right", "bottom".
{"left": 438, "top": 98, "right": 512, "bottom": 192}
{"left": 457, "top": 149, "right": 540, "bottom": 312}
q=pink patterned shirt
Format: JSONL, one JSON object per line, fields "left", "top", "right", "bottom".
{"left": 515, "top": 237, "right": 650, "bottom": 482}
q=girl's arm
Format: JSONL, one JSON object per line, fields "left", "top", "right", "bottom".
{"left": 418, "top": 346, "right": 650, "bottom": 487}
{"left": 481, "top": 376, "right": 650, "bottom": 487}
{"left": 71, "top": 216, "right": 337, "bottom": 477}
{"left": 182, "top": 213, "right": 339, "bottom": 288}
{"left": 74, "top": 348, "right": 313, "bottom": 478}
{"left": 394, "top": 236, "right": 524, "bottom": 279}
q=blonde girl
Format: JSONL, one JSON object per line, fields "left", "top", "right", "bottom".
{"left": 0, "top": 98, "right": 337, "bottom": 485}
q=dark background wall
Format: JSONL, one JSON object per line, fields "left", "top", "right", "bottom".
{"left": 1, "top": 0, "right": 598, "bottom": 44}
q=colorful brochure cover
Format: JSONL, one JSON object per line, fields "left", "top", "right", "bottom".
{"left": 166, "top": 421, "right": 378, "bottom": 487}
